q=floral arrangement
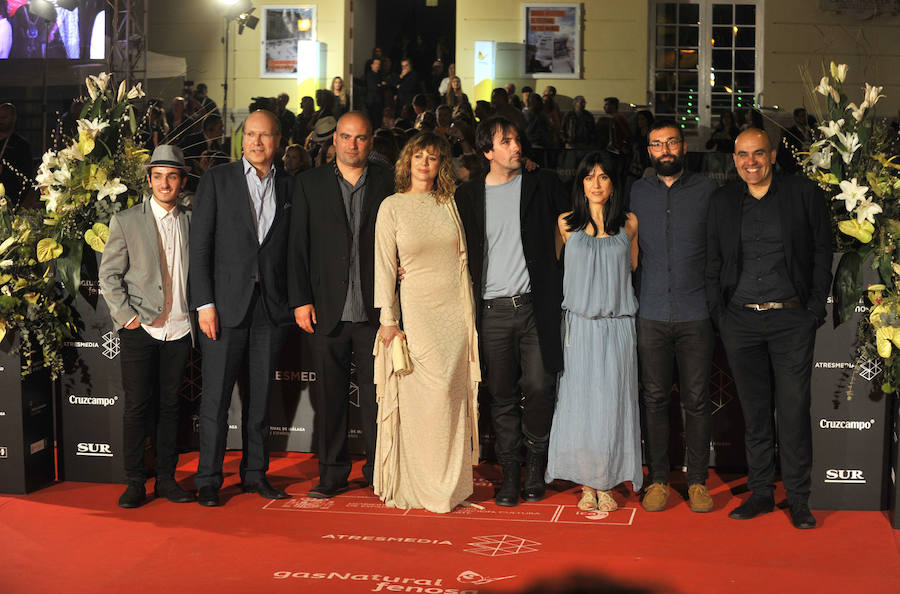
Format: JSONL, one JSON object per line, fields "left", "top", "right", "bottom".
{"left": 800, "top": 62, "right": 900, "bottom": 393}
{"left": 0, "top": 183, "right": 75, "bottom": 378}
{"left": 35, "top": 72, "right": 150, "bottom": 297}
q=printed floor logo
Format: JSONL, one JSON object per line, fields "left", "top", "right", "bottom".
{"left": 101, "top": 331, "right": 120, "bottom": 360}
{"left": 271, "top": 571, "right": 474, "bottom": 593}
{"left": 709, "top": 360, "right": 735, "bottom": 415}
{"left": 465, "top": 534, "right": 540, "bottom": 557}
{"left": 457, "top": 571, "right": 516, "bottom": 585}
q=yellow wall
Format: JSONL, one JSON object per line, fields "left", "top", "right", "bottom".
{"left": 764, "top": 1, "right": 900, "bottom": 119}
{"left": 455, "top": 0, "right": 649, "bottom": 109}
{"left": 147, "top": 0, "right": 899, "bottom": 125}
{"left": 149, "top": 0, "right": 348, "bottom": 122}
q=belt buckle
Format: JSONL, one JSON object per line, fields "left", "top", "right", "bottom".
{"left": 511, "top": 295, "right": 523, "bottom": 309}
{"left": 749, "top": 303, "right": 763, "bottom": 311}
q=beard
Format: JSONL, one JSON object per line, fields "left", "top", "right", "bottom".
{"left": 651, "top": 152, "right": 684, "bottom": 176}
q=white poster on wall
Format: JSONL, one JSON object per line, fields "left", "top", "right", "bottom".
{"left": 522, "top": 3, "right": 581, "bottom": 78}
{"left": 261, "top": 5, "right": 316, "bottom": 78}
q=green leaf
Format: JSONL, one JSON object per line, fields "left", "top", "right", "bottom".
{"left": 878, "top": 253, "right": 894, "bottom": 290}
{"left": 833, "top": 251, "right": 864, "bottom": 326}
{"left": 56, "top": 239, "right": 83, "bottom": 299}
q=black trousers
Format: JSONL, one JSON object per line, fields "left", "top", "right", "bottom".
{"left": 195, "top": 289, "right": 288, "bottom": 489}
{"left": 119, "top": 327, "right": 191, "bottom": 485}
{"left": 307, "top": 321, "right": 378, "bottom": 487}
{"left": 637, "top": 317, "right": 714, "bottom": 485}
{"left": 480, "top": 300, "right": 556, "bottom": 465}
{"left": 719, "top": 304, "right": 817, "bottom": 503}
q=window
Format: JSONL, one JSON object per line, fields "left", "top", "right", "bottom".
{"left": 650, "top": 0, "right": 763, "bottom": 133}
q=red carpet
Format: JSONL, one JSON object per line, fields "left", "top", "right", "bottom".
{"left": 1, "top": 452, "right": 898, "bottom": 593}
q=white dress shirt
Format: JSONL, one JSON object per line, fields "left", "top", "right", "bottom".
{"left": 140, "top": 199, "right": 191, "bottom": 341}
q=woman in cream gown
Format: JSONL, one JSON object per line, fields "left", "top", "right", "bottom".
{"left": 373, "top": 131, "right": 480, "bottom": 513}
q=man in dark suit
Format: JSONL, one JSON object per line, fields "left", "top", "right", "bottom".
{"left": 706, "top": 128, "right": 832, "bottom": 529}
{"left": 455, "top": 116, "right": 568, "bottom": 506}
{"left": 288, "top": 111, "right": 394, "bottom": 498}
{"left": 190, "top": 110, "right": 295, "bottom": 506}
{"left": 99, "top": 145, "right": 195, "bottom": 508}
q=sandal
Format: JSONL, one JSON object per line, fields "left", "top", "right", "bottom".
{"left": 577, "top": 486, "right": 597, "bottom": 510}
{"left": 596, "top": 489, "right": 618, "bottom": 512}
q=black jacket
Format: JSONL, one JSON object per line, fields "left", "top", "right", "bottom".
{"left": 189, "top": 161, "right": 295, "bottom": 327}
{"left": 705, "top": 174, "right": 833, "bottom": 322}
{"left": 287, "top": 162, "right": 395, "bottom": 334}
{"left": 455, "top": 169, "right": 569, "bottom": 372}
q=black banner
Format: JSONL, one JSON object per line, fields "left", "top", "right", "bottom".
{"left": 0, "top": 344, "right": 55, "bottom": 494}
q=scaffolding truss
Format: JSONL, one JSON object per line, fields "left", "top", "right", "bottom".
{"left": 107, "top": 0, "right": 148, "bottom": 89}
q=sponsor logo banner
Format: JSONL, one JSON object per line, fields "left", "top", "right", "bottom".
{"left": 68, "top": 395, "right": 119, "bottom": 407}
{"left": 825, "top": 469, "right": 866, "bottom": 484}
{"left": 819, "top": 418, "right": 875, "bottom": 431}
{"left": 76, "top": 442, "right": 113, "bottom": 457}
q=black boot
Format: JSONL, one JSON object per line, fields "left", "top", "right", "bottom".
{"left": 495, "top": 462, "right": 521, "bottom": 507}
{"left": 522, "top": 451, "right": 547, "bottom": 502}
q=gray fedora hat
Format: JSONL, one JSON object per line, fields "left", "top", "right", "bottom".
{"left": 312, "top": 116, "right": 337, "bottom": 142}
{"left": 145, "top": 144, "right": 190, "bottom": 172}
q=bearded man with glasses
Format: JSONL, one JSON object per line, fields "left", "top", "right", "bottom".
{"left": 629, "top": 120, "right": 719, "bottom": 513}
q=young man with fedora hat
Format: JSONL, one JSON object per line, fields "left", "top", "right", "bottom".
{"left": 99, "top": 144, "right": 195, "bottom": 508}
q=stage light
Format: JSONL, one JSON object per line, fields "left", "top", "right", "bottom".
{"left": 298, "top": 19, "right": 311, "bottom": 32}
{"left": 29, "top": 0, "right": 58, "bottom": 22}
{"left": 237, "top": 8, "right": 258, "bottom": 34}
{"left": 219, "top": 0, "right": 253, "bottom": 21}
{"left": 57, "top": 0, "right": 79, "bottom": 10}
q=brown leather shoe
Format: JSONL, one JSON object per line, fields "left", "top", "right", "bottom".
{"left": 641, "top": 482, "right": 668, "bottom": 512}
{"left": 688, "top": 483, "right": 714, "bottom": 513}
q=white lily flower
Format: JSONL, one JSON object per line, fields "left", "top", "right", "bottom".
{"left": 76, "top": 117, "right": 110, "bottom": 138}
{"left": 89, "top": 72, "right": 111, "bottom": 94}
{"left": 43, "top": 187, "right": 64, "bottom": 213}
{"left": 60, "top": 143, "right": 85, "bottom": 161}
{"left": 815, "top": 76, "right": 832, "bottom": 97}
{"left": 855, "top": 196, "right": 883, "bottom": 225}
{"left": 830, "top": 62, "right": 849, "bottom": 83}
{"left": 52, "top": 165, "right": 72, "bottom": 185}
{"left": 0, "top": 260, "right": 13, "bottom": 269}
{"left": 846, "top": 102, "right": 866, "bottom": 123}
{"left": 818, "top": 119, "right": 844, "bottom": 138}
{"left": 85, "top": 76, "right": 98, "bottom": 100}
{"left": 834, "top": 177, "right": 868, "bottom": 212}
{"left": 0, "top": 236, "right": 16, "bottom": 254}
{"left": 116, "top": 80, "right": 127, "bottom": 102}
{"left": 126, "top": 82, "right": 145, "bottom": 100}
{"left": 863, "top": 83, "right": 885, "bottom": 109}
{"left": 35, "top": 163, "right": 55, "bottom": 186}
{"left": 834, "top": 130, "right": 862, "bottom": 164}
{"left": 809, "top": 144, "right": 833, "bottom": 169}
{"left": 830, "top": 87, "right": 841, "bottom": 104}
{"left": 41, "top": 151, "right": 58, "bottom": 169}
{"left": 96, "top": 178, "right": 128, "bottom": 202}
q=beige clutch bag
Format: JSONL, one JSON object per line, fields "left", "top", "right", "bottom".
{"left": 391, "top": 336, "right": 413, "bottom": 376}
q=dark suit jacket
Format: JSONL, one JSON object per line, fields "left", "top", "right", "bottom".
{"left": 706, "top": 174, "right": 833, "bottom": 323}
{"left": 189, "top": 160, "right": 295, "bottom": 327}
{"left": 287, "top": 162, "right": 395, "bottom": 335}
{"left": 455, "top": 169, "right": 569, "bottom": 373}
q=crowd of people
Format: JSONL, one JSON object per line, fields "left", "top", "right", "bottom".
{"left": 10, "top": 49, "right": 898, "bottom": 530}
{"left": 86, "top": 82, "right": 841, "bottom": 531}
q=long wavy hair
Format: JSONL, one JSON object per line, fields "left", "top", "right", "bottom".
{"left": 564, "top": 151, "right": 626, "bottom": 237}
{"left": 394, "top": 131, "right": 456, "bottom": 204}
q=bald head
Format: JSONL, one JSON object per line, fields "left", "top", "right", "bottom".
{"left": 245, "top": 109, "right": 281, "bottom": 135}
{"left": 733, "top": 128, "right": 776, "bottom": 195}
{"left": 337, "top": 111, "right": 373, "bottom": 136}
{"left": 334, "top": 111, "right": 373, "bottom": 169}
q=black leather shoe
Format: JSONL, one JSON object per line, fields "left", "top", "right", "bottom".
{"left": 243, "top": 479, "right": 290, "bottom": 500}
{"left": 197, "top": 486, "right": 221, "bottom": 507}
{"left": 118, "top": 483, "right": 147, "bottom": 508}
{"left": 495, "top": 463, "right": 522, "bottom": 507}
{"left": 522, "top": 451, "right": 547, "bottom": 502}
{"left": 728, "top": 494, "right": 775, "bottom": 520}
{"left": 789, "top": 503, "right": 817, "bottom": 529}
{"left": 307, "top": 482, "right": 349, "bottom": 499}
{"left": 155, "top": 479, "right": 195, "bottom": 503}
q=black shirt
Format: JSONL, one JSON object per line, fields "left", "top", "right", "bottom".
{"left": 731, "top": 181, "right": 798, "bottom": 306}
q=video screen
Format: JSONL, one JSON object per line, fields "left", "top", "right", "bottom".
{"left": 0, "top": 1, "right": 105, "bottom": 60}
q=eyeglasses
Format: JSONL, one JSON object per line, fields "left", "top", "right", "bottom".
{"left": 648, "top": 138, "right": 683, "bottom": 150}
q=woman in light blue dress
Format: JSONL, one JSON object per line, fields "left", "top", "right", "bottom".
{"left": 545, "top": 151, "right": 642, "bottom": 512}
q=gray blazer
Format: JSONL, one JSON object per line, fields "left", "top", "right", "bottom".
{"left": 99, "top": 198, "right": 193, "bottom": 339}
